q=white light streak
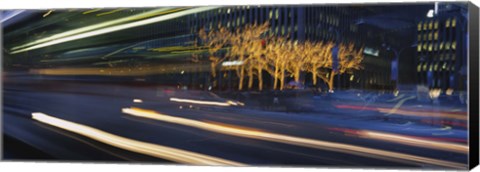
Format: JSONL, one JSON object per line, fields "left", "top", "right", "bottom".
{"left": 31, "top": 112, "right": 243, "bottom": 166}
{"left": 11, "top": 7, "right": 218, "bottom": 54}
{"left": 122, "top": 107, "right": 467, "bottom": 169}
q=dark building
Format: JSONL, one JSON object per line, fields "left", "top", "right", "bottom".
{"left": 184, "top": 5, "right": 404, "bottom": 91}
{"left": 415, "top": 3, "right": 468, "bottom": 92}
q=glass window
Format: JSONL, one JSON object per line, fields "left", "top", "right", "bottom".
{"left": 423, "top": 22, "right": 427, "bottom": 30}
{"left": 428, "top": 21, "right": 433, "bottom": 30}
{"left": 428, "top": 43, "right": 433, "bottom": 51}
{"left": 417, "top": 64, "right": 422, "bottom": 72}
{"left": 434, "top": 20, "right": 439, "bottom": 29}
{"left": 269, "top": 10, "right": 273, "bottom": 19}
{"left": 417, "top": 44, "right": 422, "bottom": 52}
{"left": 418, "top": 34, "right": 422, "bottom": 41}
{"left": 440, "top": 42, "right": 444, "bottom": 50}
{"left": 423, "top": 63, "right": 428, "bottom": 71}
{"left": 417, "top": 22, "right": 422, "bottom": 31}
{"left": 452, "top": 18, "right": 456, "bottom": 27}
{"left": 445, "top": 42, "right": 451, "bottom": 50}
{"left": 275, "top": 9, "right": 279, "bottom": 20}
{"left": 434, "top": 31, "right": 438, "bottom": 40}
{"left": 423, "top": 43, "right": 428, "bottom": 50}
{"left": 452, "top": 41, "right": 456, "bottom": 50}
{"left": 434, "top": 62, "right": 439, "bottom": 71}
{"left": 446, "top": 18, "right": 450, "bottom": 27}
{"left": 428, "top": 32, "right": 432, "bottom": 40}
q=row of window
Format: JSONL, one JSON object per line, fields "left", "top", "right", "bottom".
{"left": 417, "top": 41, "right": 457, "bottom": 52}
{"left": 417, "top": 62, "right": 455, "bottom": 72}
{"left": 417, "top": 17, "right": 457, "bottom": 31}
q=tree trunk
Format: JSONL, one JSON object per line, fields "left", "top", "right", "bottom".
{"left": 273, "top": 63, "right": 279, "bottom": 90}
{"left": 312, "top": 69, "right": 318, "bottom": 86}
{"left": 248, "top": 66, "right": 254, "bottom": 89}
{"left": 328, "top": 70, "right": 335, "bottom": 91}
{"left": 294, "top": 67, "right": 301, "bottom": 82}
{"left": 257, "top": 68, "right": 263, "bottom": 91}
{"left": 238, "top": 65, "right": 245, "bottom": 90}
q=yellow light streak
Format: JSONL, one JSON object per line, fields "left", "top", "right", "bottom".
{"left": 358, "top": 130, "right": 468, "bottom": 154}
{"left": 122, "top": 107, "right": 467, "bottom": 169}
{"left": 31, "top": 112, "right": 244, "bottom": 166}
{"left": 10, "top": 7, "right": 203, "bottom": 53}
{"left": 170, "top": 98, "right": 231, "bottom": 107}
{"left": 377, "top": 108, "right": 467, "bottom": 120}
{"left": 82, "top": 8, "right": 102, "bottom": 14}
{"left": 96, "top": 8, "right": 126, "bottom": 16}
{"left": 43, "top": 10, "right": 54, "bottom": 17}
{"left": 385, "top": 96, "right": 416, "bottom": 115}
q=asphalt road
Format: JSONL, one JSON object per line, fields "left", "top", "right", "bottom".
{"left": 2, "top": 76, "right": 469, "bottom": 169}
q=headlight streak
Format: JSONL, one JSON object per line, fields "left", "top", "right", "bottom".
{"left": 31, "top": 112, "right": 244, "bottom": 166}
{"left": 170, "top": 97, "right": 244, "bottom": 107}
{"left": 11, "top": 7, "right": 215, "bottom": 54}
{"left": 122, "top": 107, "right": 466, "bottom": 169}
{"left": 11, "top": 8, "right": 174, "bottom": 51}
{"left": 328, "top": 127, "right": 468, "bottom": 154}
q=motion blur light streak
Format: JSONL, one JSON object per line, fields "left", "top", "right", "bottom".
{"left": 329, "top": 128, "right": 468, "bottom": 153}
{"left": 10, "top": 8, "right": 175, "bottom": 51}
{"left": 170, "top": 97, "right": 241, "bottom": 107}
{"left": 122, "top": 107, "right": 466, "bottom": 169}
{"left": 31, "top": 112, "right": 244, "bottom": 166}
{"left": 133, "top": 99, "right": 143, "bottom": 103}
{"left": 360, "top": 130, "right": 468, "bottom": 154}
{"left": 11, "top": 7, "right": 217, "bottom": 54}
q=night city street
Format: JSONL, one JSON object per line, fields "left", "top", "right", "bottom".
{"left": 1, "top": 3, "right": 473, "bottom": 170}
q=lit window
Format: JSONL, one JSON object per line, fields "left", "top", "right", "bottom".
{"left": 452, "top": 18, "right": 456, "bottom": 27}
{"left": 417, "top": 64, "right": 422, "bottom": 72}
{"left": 428, "top": 32, "right": 432, "bottom": 40}
{"left": 445, "top": 42, "right": 451, "bottom": 50}
{"left": 423, "top": 34, "right": 427, "bottom": 41}
{"left": 452, "top": 41, "right": 456, "bottom": 50}
{"left": 227, "top": 8, "right": 231, "bottom": 14}
{"left": 434, "top": 62, "right": 439, "bottom": 71}
{"left": 275, "top": 9, "right": 279, "bottom": 20}
{"left": 417, "top": 22, "right": 422, "bottom": 31}
{"left": 417, "top": 44, "right": 422, "bottom": 52}
{"left": 423, "top": 43, "right": 428, "bottom": 50}
{"left": 428, "top": 21, "right": 433, "bottom": 30}
{"left": 269, "top": 10, "right": 273, "bottom": 19}
{"left": 423, "top": 23, "right": 427, "bottom": 30}
{"left": 434, "top": 20, "right": 439, "bottom": 29}
{"left": 429, "top": 64, "right": 433, "bottom": 71}
{"left": 440, "top": 42, "right": 444, "bottom": 50}
{"left": 428, "top": 43, "right": 433, "bottom": 51}
{"left": 434, "top": 31, "right": 438, "bottom": 40}
{"left": 418, "top": 34, "right": 422, "bottom": 41}
{"left": 434, "top": 43, "right": 438, "bottom": 51}
{"left": 442, "top": 62, "right": 447, "bottom": 70}
{"left": 423, "top": 63, "right": 428, "bottom": 71}
{"left": 446, "top": 18, "right": 450, "bottom": 27}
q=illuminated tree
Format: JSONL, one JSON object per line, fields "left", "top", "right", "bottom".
{"left": 198, "top": 26, "right": 231, "bottom": 79}
{"left": 198, "top": 22, "right": 363, "bottom": 92}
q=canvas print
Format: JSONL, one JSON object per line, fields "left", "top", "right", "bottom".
{"left": 1, "top": 2, "right": 477, "bottom": 170}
